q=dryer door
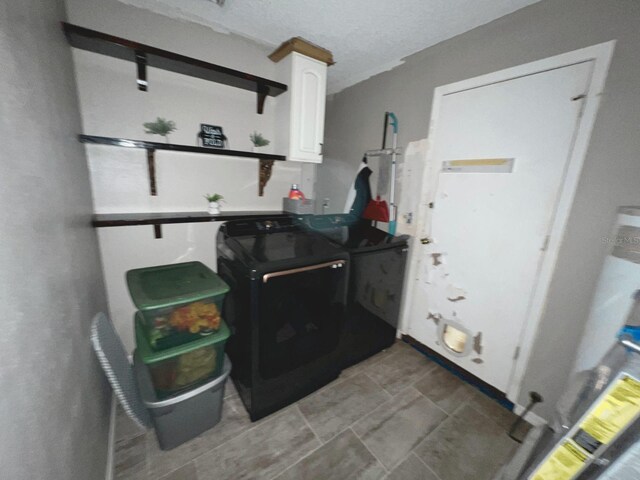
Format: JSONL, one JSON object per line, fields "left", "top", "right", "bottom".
{"left": 258, "top": 259, "right": 347, "bottom": 379}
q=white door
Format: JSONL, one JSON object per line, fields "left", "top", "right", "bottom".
{"left": 407, "top": 61, "right": 593, "bottom": 393}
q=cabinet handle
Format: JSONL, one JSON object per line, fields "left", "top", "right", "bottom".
{"left": 319, "top": 143, "right": 323, "bottom": 155}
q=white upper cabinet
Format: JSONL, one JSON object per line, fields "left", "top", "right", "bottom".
{"left": 275, "top": 52, "right": 328, "bottom": 163}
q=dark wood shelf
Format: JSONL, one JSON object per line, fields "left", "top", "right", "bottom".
{"left": 79, "top": 135, "right": 286, "bottom": 161}
{"left": 93, "top": 211, "right": 288, "bottom": 239}
{"left": 62, "top": 22, "right": 287, "bottom": 114}
{"left": 93, "top": 210, "right": 286, "bottom": 227}
{"left": 80, "top": 134, "right": 285, "bottom": 197}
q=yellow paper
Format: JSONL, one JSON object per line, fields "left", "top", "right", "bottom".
{"left": 531, "top": 441, "right": 587, "bottom": 480}
{"left": 448, "top": 158, "right": 510, "bottom": 166}
{"left": 579, "top": 375, "right": 640, "bottom": 444}
{"left": 528, "top": 374, "right": 640, "bottom": 479}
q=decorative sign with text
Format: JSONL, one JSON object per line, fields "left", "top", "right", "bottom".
{"left": 199, "top": 124, "right": 226, "bottom": 148}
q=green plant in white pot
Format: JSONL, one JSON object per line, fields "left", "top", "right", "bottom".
{"left": 143, "top": 117, "right": 177, "bottom": 143}
{"left": 204, "top": 193, "right": 224, "bottom": 215}
{"left": 250, "top": 131, "right": 271, "bottom": 153}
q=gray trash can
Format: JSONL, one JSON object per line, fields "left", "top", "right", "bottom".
{"left": 90, "top": 312, "right": 231, "bottom": 451}
{"left": 134, "top": 352, "right": 231, "bottom": 450}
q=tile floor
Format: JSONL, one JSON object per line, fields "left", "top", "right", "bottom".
{"left": 114, "top": 341, "right": 526, "bottom": 480}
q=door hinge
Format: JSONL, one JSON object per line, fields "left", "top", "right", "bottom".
{"left": 404, "top": 212, "right": 413, "bottom": 224}
{"left": 541, "top": 235, "right": 550, "bottom": 251}
{"left": 571, "top": 93, "right": 587, "bottom": 117}
{"left": 513, "top": 346, "right": 521, "bottom": 360}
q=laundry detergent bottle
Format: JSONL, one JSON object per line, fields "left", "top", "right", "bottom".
{"left": 288, "top": 184, "right": 305, "bottom": 200}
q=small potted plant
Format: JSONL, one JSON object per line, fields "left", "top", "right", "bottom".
{"left": 250, "top": 131, "right": 271, "bottom": 153}
{"left": 143, "top": 117, "right": 177, "bottom": 143}
{"left": 204, "top": 193, "right": 224, "bottom": 215}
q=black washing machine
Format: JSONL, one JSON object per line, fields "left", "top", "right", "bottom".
{"left": 217, "top": 216, "right": 349, "bottom": 421}
{"left": 296, "top": 214, "right": 409, "bottom": 369}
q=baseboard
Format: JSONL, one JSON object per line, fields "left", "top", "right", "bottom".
{"left": 105, "top": 393, "right": 116, "bottom": 480}
{"left": 401, "top": 334, "right": 549, "bottom": 427}
{"left": 401, "top": 334, "right": 513, "bottom": 408}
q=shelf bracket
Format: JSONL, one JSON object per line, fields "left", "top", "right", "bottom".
{"left": 146, "top": 148, "right": 157, "bottom": 196}
{"left": 135, "top": 50, "right": 148, "bottom": 91}
{"left": 256, "top": 83, "right": 269, "bottom": 115}
{"left": 153, "top": 224, "right": 162, "bottom": 239}
{"left": 259, "top": 158, "right": 274, "bottom": 196}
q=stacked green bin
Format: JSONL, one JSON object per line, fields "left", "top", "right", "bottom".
{"left": 135, "top": 312, "right": 230, "bottom": 398}
{"left": 126, "top": 261, "right": 230, "bottom": 351}
{"left": 126, "top": 261, "right": 231, "bottom": 398}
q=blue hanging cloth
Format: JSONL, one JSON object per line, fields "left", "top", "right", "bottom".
{"left": 345, "top": 157, "right": 372, "bottom": 219}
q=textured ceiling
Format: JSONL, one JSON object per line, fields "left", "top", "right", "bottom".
{"left": 118, "top": 0, "right": 541, "bottom": 94}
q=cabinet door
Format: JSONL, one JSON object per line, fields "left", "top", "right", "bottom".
{"left": 290, "top": 54, "right": 326, "bottom": 163}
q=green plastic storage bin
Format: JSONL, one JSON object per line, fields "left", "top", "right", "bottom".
{"left": 135, "top": 312, "right": 230, "bottom": 399}
{"left": 126, "top": 261, "right": 230, "bottom": 350}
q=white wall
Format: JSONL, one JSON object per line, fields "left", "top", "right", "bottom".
{"left": 0, "top": 1, "right": 111, "bottom": 478}
{"left": 66, "top": 0, "right": 307, "bottom": 351}
{"left": 317, "top": 0, "right": 640, "bottom": 419}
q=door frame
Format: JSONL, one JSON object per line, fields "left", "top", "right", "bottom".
{"left": 399, "top": 41, "right": 615, "bottom": 403}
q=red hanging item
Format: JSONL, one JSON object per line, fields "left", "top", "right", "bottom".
{"left": 362, "top": 195, "right": 390, "bottom": 223}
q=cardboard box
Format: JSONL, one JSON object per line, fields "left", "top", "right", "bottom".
{"left": 283, "top": 198, "right": 315, "bottom": 214}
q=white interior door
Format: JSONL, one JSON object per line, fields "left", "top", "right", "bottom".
{"left": 407, "top": 61, "right": 593, "bottom": 393}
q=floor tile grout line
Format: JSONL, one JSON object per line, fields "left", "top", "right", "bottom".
{"left": 297, "top": 370, "right": 355, "bottom": 406}
{"left": 347, "top": 359, "right": 448, "bottom": 439}
{"left": 193, "top": 405, "right": 321, "bottom": 480}
{"left": 392, "top": 451, "right": 418, "bottom": 475}
{"left": 453, "top": 394, "right": 475, "bottom": 415}
{"left": 316, "top": 424, "right": 354, "bottom": 447}
{"left": 465, "top": 398, "right": 520, "bottom": 435}
{"left": 410, "top": 393, "right": 490, "bottom": 461}
{"left": 350, "top": 427, "right": 390, "bottom": 474}
{"left": 408, "top": 360, "right": 440, "bottom": 387}
{"left": 113, "top": 430, "right": 149, "bottom": 480}
{"left": 265, "top": 429, "right": 325, "bottom": 480}
{"left": 407, "top": 384, "right": 451, "bottom": 418}
{"left": 152, "top": 424, "right": 240, "bottom": 475}
{"left": 295, "top": 404, "right": 323, "bottom": 445}
{"left": 370, "top": 349, "right": 440, "bottom": 397}
{"left": 189, "top": 404, "right": 297, "bottom": 476}
{"left": 346, "top": 384, "right": 399, "bottom": 437}
{"left": 135, "top": 363, "right": 426, "bottom": 479}
{"left": 345, "top": 384, "right": 451, "bottom": 475}
{"left": 136, "top": 342, "right": 456, "bottom": 480}
{"left": 411, "top": 451, "right": 444, "bottom": 480}
{"left": 296, "top": 370, "right": 393, "bottom": 445}
{"left": 340, "top": 346, "right": 395, "bottom": 379}
{"left": 412, "top": 402, "right": 459, "bottom": 451}
{"left": 144, "top": 432, "right": 151, "bottom": 479}
{"left": 362, "top": 371, "right": 394, "bottom": 399}
{"left": 388, "top": 382, "right": 413, "bottom": 398}
{"left": 151, "top": 409, "right": 253, "bottom": 477}
{"left": 468, "top": 387, "right": 526, "bottom": 429}
{"left": 153, "top": 361, "right": 395, "bottom": 479}
{"left": 156, "top": 460, "right": 195, "bottom": 480}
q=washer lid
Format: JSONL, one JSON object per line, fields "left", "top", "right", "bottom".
{"left": 230, "top": 229, "right": 344, "bottom": 265}
{"left": 300, "top": 215, "right": 409, "bottom": 251}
